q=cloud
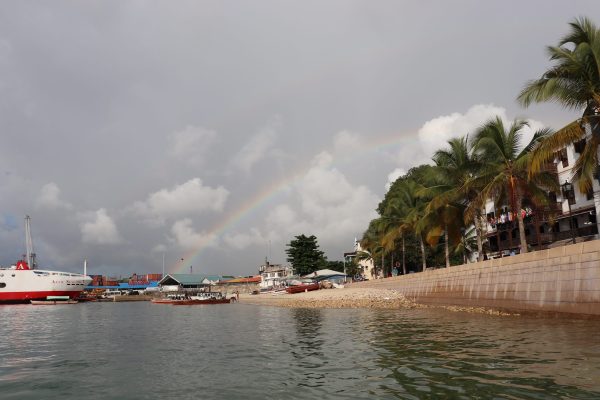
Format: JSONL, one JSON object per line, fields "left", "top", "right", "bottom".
{"left": 132, "top": 178, "right": 229, "bottom": 225}
{"left": 231, "top": 116, "right": 281, "bottom": 172}
{"left": 333, "top": 130, "right": 363, "bottom": 154}
{"left": 388, "top": 104, "right": 548, "bottom": 188}
{"left": 418, "top": 104, "right": 508, "bottom": 158}
{"left": 35, "top": 182, "right": 73, "bottom": 210}
{"left": 169, "top": 218, "right": 218, "bottom": 250}
{"left": 385, "top": 168, "right": 405, "bottom": 191}
{"left": 81, "top": 209, "right": 122, "bottom": 244}
{"left": 168, "top": 125, "right": 216, "bottom": 166}
{"left": 223, "top": 228, "right": 266, "bottom": 250}
{"left": 264, "top": 152, "right": 379, "bottom": 243}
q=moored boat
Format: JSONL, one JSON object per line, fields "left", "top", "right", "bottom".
{"left": 285, "top": 282, "right": 320, "bottom": 294}
{"left": 171, "top": 292, "right": 231, "bottom": 305}
{"left": 151, "top": 293, "right": 187, "bottom": 304}
{"left": 0, "top": 216, "right": 92, "bottom": 304}
{"left": 31, "top": 296, "right": 78, "bottom": 305}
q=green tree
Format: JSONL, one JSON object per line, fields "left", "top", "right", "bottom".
{"left": 431, "top": 136, "right": 487, "bottom": 262}
{"left": 325, "top": 260, "right": 346, "bottom": 273}
{"left": 518, "top": 17, "right": 600, "bottom": 193}
{"left": 285, "top": 234, "right": 326, "bottom": 276}
{"left": 472, "top": 117, "right": 558, "bottom": 253}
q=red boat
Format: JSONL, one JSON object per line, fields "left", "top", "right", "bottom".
{"left": 285, "top": 282, "right": 320, "bottom": 294}
{"left": 171, "top": 298, "right": 231, "bottom": 305}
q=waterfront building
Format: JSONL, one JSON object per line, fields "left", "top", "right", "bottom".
{"left": 258, "top": 261, "right": 294, "bottom": 289}
{"left": 483, "top": 141, "right": 600, "bottom": 256}
{"left": 158, "top": 274, "right": 219, "bottom": 292}
{"left": 343, "top": 239, "right": 376, "bottom": 279}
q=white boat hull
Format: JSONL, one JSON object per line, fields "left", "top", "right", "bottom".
{"left": 0, "top": 268, "right": 91, "bottom": 303}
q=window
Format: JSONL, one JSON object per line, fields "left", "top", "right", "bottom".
{"left": 587, "top": 189, "right": 594, "bottom": 201}
{"left": 559, "top": 148, "right": 569, "bottom": 168}
{"left": 574, "top": 139, "right": 586, "bottom": 154}
{"left": 0, "top": 283, "right": 5, "bottom": 288}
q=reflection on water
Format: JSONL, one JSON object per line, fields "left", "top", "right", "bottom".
{"left": 0, "top": 303, "right": 599, "bottom": 399}
{"left": 290, "top": 308, "right": 325, "bottom": 388}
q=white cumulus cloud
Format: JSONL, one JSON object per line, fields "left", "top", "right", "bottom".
{"left": 35, "top": 182, "right": 72, "bottom": 210}
{"left": 169, "top": 218, "right": 218, "bottom": 250}
{"left": 81, "top": 209, "right": 122, "bottom": 245}
{"left": 388, "top": 104, "right": 547, "bottom": 189}
{"left": 385, "top": 168, "right": 405, "bottom": 192}
{"left": 264, "top": 151, "right": 379, "bottom": 243}
{"left": 132, "top": 178, "right": 229, "bottom": 225}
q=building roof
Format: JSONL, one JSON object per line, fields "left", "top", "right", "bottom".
{"left": 159, "top": 274, "right": 208, "bottom": 286}
{"left": 303, "top": 269, "right": 346, "bottom": 278}
{"left": 222, "top": 276, "right": 262, "bottom": 284}
{"left": 158, "top": 274, "right": 236, "bottom": 286}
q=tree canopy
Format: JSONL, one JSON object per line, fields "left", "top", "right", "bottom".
{"left": 285, "top": 234, "right": 327, "bottom": 276}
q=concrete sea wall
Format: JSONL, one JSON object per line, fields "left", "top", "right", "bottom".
{"left": 353, "top": 240, "right": 600, "bottom": 316}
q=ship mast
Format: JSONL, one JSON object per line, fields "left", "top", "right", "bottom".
{"left": 24, "top": 215, "right": 36, "bottom": 269}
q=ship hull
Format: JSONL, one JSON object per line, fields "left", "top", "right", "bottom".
{"left": 0, "top": 269, "right": 91, "bottom": 304}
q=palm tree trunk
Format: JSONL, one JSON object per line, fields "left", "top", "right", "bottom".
{"left": 420, "top": 237, "right": 427, "bottom": 271}
{"left": 402, "top": 236, "right": 407, "bottom": 275}
{"left": 476, "top": 211, "right": 484, "bottom": 262}
{"left": 517, "top": 209, "right": 528, "bottom": 254}
{"left": 444, "top": 225, "right": 450, "bottom": 268}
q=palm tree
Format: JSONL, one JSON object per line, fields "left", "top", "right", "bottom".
{"left": 472, "top": 117, "right": 558, "bottom": 254}
{"left": 518, "top": 17, "right": 600, "bottom": 193}
{"left": 422, "top": 136, "right": 482, "bottom": 266}
{"left": 454, "top": 226, "right": 478, "bottom": 264}
{"left": 398, "top": 176, "right": 430, "bottom": 271}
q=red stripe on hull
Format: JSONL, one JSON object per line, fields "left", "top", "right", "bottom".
{"left": 0, "top": 290, "right": 82, "bottom": 304}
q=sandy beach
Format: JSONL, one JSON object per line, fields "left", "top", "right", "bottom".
{"left": 240, "top": 287, "right": 417, "bottom": 309}
{"left": 240, "top": 286, "right": 518, "bottom": 316}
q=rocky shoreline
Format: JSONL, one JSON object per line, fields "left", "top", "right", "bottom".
{"left": 240, "top": 287, "right": 518, "bottom": 316}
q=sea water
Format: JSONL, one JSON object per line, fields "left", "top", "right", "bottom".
{"left": 1, "top": 302, "right": 599, "bottom": 399}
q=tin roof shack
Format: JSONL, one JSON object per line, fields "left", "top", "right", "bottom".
{"left": 302, "top": 269, "right": 347, "bottom": 285}
{"left": 158, "top": 274, "right": 211, "bottom": 292}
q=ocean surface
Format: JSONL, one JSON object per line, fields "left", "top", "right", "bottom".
{"left": 1, "top": 302, "right": 599, "bottom": 400}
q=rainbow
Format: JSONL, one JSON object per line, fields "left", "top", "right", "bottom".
{"left": 169, "top": 128, "right": 420, "bottom": 273}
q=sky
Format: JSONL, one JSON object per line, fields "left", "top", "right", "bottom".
{"left": 1, "top": 1, "right": 599, "bottom": 277}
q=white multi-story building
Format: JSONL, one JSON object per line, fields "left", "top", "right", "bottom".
{"left": 343, "top": 239, "right": 376, "bottom": 279}
{"left": 483, "top": 139, "right": 600, "bottom": 256}
{"left": 258, "top": 260, "right": 294, "bottom": 289}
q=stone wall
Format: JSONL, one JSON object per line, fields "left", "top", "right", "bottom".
{"left": 352, "top": 240, "right": 600, "bottom": 316}
{"left": 212, "top": 282, "right": 259, "bottom": 295}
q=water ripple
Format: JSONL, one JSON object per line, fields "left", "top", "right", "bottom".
{"left": 1, "top": 303, "right": 599, "bottom": 399}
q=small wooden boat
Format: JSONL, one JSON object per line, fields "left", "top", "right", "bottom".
{"left": 31, "top": 296, "right": 78, "bottom": 305}
{"left": 285, "top": 282, "right": 320, "bottom": 294}
{"left": 171, "top": 298, "right": 231, "bottom": 305}
{"left": 171, "top": 292, "right": 231, "bottom": 305}
{"left": 151, "top": 293, "right": 187, "bottom": 304}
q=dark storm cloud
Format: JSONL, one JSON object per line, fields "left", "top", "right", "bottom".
{"left": 1, "top": 1, "right": 599, "bottom": 275}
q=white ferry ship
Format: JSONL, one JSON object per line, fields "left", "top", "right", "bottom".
{"left": 0, "top": 216, "right": 91, "bottom": 303}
